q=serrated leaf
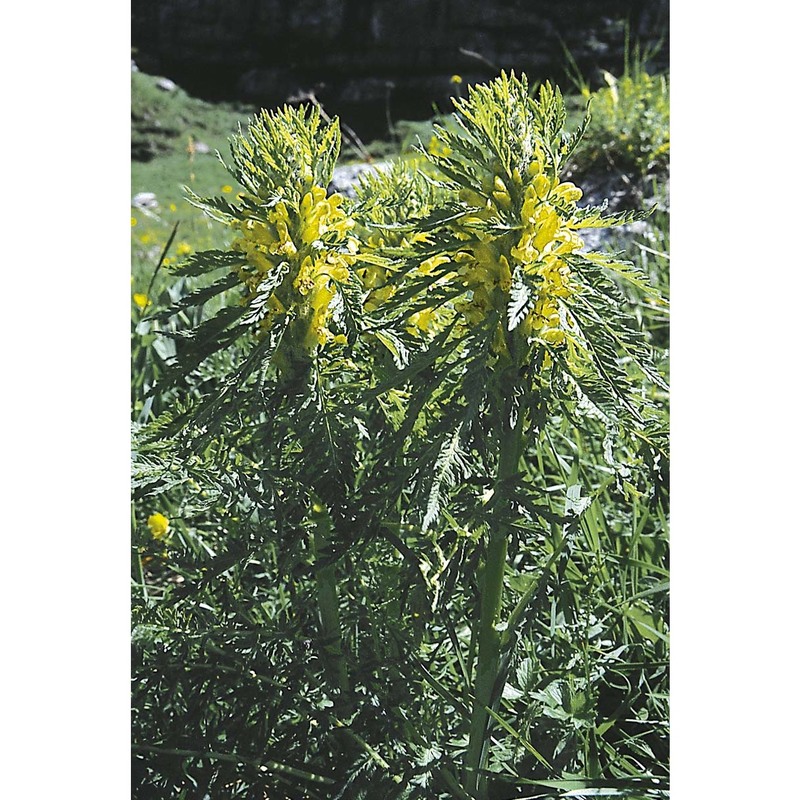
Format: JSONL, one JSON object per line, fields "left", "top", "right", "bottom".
{"left": 507, "top": 269, "right": 534, "bottom": 331}
{"left": 373, "top": 328, "right": 410, "bottom": 368}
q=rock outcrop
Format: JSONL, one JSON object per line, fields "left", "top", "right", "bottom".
{"left": 132, "top": 0, "right": 668, "bottom": 139}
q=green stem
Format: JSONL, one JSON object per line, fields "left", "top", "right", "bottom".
{"left": 464, "top": 405, "right": 524, "bottom": 798}
{"left": 310, "top": 501, "right": 353, "bottom": 712}
{"left": 132, "top": 743, "right": 334, "bottom": 786}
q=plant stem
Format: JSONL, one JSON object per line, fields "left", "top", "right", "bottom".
{"left": 464, "top": 402, "right": 524, "bottom": 798}
{"left": 310, "top": 501, "right": 353, "bottom": 712}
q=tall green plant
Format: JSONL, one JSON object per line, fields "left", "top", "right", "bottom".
{"left": 367, "top": 73, "right": 666, "bottom": 797}
{"left": 133, "top": 74, "right": 668, "bottom": 799}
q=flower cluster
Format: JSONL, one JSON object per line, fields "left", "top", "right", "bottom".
{"left": 450, "top": 150, "right": 585, "bottom": 347}
{"left": 510, "top": 155, "right": 585, "bottom": 345}
{"left": 231, "top": 186, "right": 357, "bottom": 355}
{"left": 354, "top": 164, "right": 451, "bottom": 337}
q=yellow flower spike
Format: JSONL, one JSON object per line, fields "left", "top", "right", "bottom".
{"left": 256, "top": 295, "right": 287, "bottom": 334}
{"left": 147, "top": 513, "right": 170, "bottom": 540}
{"left": 459, "top": 289, "right": 491, "bottom": 326}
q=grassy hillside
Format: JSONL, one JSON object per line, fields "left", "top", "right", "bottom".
{"left": 131, "top": 70, "right": 255, "bottom": 206}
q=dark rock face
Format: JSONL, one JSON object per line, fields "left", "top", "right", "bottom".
{"left": 132, "top": 0, "right": 669, "bottom": 139}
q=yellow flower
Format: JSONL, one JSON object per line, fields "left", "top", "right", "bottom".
{"left": 428, "top": 136, "right": 453, "bottom": 158}
{"left": 176, "top": 241, "right": 192, "bottom": 256}
{"left": 139, "top": 233, "right": 152, "bottom": 244}
{"left": 147, "top": 513, "right": 170, "bottom": 539}
{"left": 130, "top": 216, "right": 137, "bottom": 227}
{"left": 450, "top": 74, "right": 463, "bottom": 85}
{"left": 133, "top": 293, "right": 150, "bottom": 310}
{"left": 169, "top": 203, "right": 177, "bottom": 212}
{"left": 541, "top": 328, "right": 566, "bottom": 345}
{"left": 418, "top": 254, "right": 450, "bottom": 276}
{"left": 221, "top": 185, "right": 233, "bottom": 194}
{"left": 407, "top": 308, "right": 437, "bottom": 335}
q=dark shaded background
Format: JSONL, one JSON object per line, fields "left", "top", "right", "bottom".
{"left": 132, "top": 0, "right": 669, "bottom": 139}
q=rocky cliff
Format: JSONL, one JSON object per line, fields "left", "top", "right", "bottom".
{"left": 132, "top": 0, "right": 668, "bottom": 139}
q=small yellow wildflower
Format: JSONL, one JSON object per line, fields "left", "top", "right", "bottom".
{"left": 133, "top": 293, "right": 150, "bottom": 310}
{"left": 176, "top": 241, "right": 193, "bottom": 256}
{"left": 450, "top": 74, "right": 463, "bottom": 85}
{"left": 428, "top": 136, "right": 453, "bottom": 158}
{"left": 163, "top": 257, "right": 173, "bottom": 266}
{"left": 221, "top": 185, "right": 233, "bottom": 194}
{"left": 139, "top": 233, "right": 152, "bottom": 245}
{"left": 147, "top": 513, "right": 170, "bottom": 540}
{"left": 169, "top": 203, "right": 177, "bottom": 213}
{"left": 131, "top": 216, "right": 137, "bottom": 227}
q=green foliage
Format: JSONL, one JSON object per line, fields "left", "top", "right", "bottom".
{"left": 567, "top": 45, "right": 669, "bottom": 179}
{"left": 132, "top": 71, "right": 668, "bottom": 799}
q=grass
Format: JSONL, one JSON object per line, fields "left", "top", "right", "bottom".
{"left": 564, "top": 41, "right": 670, "bottom": 181}
{"left": 130, "top": 71, "right": 252, "bottom": 387}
